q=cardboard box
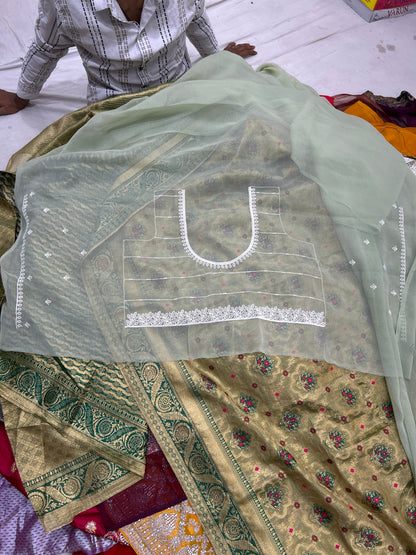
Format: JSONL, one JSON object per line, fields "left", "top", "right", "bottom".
{"left": 343, "top": 0, "right": 416, "bottom": 20}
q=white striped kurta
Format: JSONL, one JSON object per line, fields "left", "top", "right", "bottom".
{"left": 17, "top": 0, "right": 219, "bottom": 103}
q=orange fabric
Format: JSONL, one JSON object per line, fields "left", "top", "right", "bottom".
{"left": 345, "top": 100, "right": 416, "bottom": 157}
{"left": 120, "top": 500, "right": 215, "bottom": 555}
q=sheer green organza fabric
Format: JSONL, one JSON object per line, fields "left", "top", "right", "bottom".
{"left": 1, "top": 52, "right": 416, "bottom": 472}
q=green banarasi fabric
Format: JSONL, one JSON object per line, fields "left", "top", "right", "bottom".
{"left": 0, "top": 53, "right": 416, "bottom": 550}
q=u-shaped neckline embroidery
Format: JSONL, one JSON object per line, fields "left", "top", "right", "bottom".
{"left": 178, "top": 187, "right": 259, "bottom": 269}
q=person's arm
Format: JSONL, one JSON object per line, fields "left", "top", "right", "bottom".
{"left": 186, "top": 0, "right": 256, "bottom": 59}
{"left": 0, "top": 0, "right": 73, "bottom": 115}
{"left": 186, "top": 0, "right": 220, "bottom": 57}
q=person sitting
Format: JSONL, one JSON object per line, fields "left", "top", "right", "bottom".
{"left": 0, "top": 0, "right": 256, "bottom": 115}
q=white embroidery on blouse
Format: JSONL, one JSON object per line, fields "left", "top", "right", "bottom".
{"left": 398, "top": 206, "right": 406, "bottom": 302}
{"left": 178, "top": 187, "right": 259, "bottom": 269}
{"left": 15, "top": 193, "right": 30, "bottom": 329}
{"left": 124, "top": 186, "right": 326, "bottom": 330}
{"left": 126, "top": 305, "right": 325, "bottom": 328}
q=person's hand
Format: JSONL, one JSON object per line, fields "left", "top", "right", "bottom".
{"left": 0, "top": 90, "right": 29, "bottom": 115}
{"left": 224, "top": 42, "right": 257, "bottom": 59}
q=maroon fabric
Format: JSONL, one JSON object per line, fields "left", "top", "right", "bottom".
{"left": 366, "top": 90, "right": 416, "bottom": 128}
{"left": 74, "top": 544, "right": 136, "bottom": 555}
{"left": 97, "top": 431, "right": 186, "bottom": 530}
{"left": 332, "top": 90, "right": 416, "bottom": 128}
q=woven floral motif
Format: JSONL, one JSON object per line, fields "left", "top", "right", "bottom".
{"left": 352, "top": 346, "right": 367, "bottom": 364}
{"left": 328, "top": 430, "right": 346, "bottom": 450}
{"left": 167, "top": 242, "right": 181, "bottom": 255}
{"left": 312, "top": 504, "right": 332, "bottom": 526}
{"left": 239, "top": 394, "right": 257, "bottom": 414}
{"left": 255, "top": 354, "right": 274, "bottom": 375}
{"left": 316, "top": 471, "right": 335, "bottom": 490}
{"left": 278, "top": 449, "right": 296, "bottom": 469}
{"left": 300, "top": 372, "right": 316, "bottom": 392}
{"left": 364, "top": 491, "right": 384, "bottom": 512}
{"left": 220, "top": 223, "right": 234, "bottom": 234}
{"left": 355, "top": 527, "right": 381, "bottom": 550}
{"left": 201, "top": 376, "right": 216, "bottom": 392}
{"left": 340, "top": 387, "right": 357, "bottom": 406}
{"left": 406, "top": 505, "right": 416, "bottom": 527}
{"left": 305, "top": 217, "right": 320, "bottom": 231}
{"left": 326, "top": 293, "right": 340, "bottom": 307}
{"left": 265, "top": 486, "right": 285, "bottom": 510}
{"left": 132, "top": 224, "right": 146, "bottom": 238}
{"left": 232, "top": 430, "right": 251, "bottom": 449}
{"left": 259, "top": 234, "right": 273, "bottom": 249}
{"left": 370, "top": 444, "right": 393, "bottom": 467}
{"left": 382, "top": 401, "right": 395, "bottom": 420}
{"left": 335, "top": 260, "right": 350, "bottom": 273}
{"left": 281, "top": 411, "right": 301, "bottom": 432}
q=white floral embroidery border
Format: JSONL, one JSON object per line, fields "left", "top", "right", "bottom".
{"left": 178, "top": 187, "right": 259, "bottom": 269}
{"left": 15, "top": 192, "right": 31, "bottom": 328}
{"left": 125, "top": 304, "right": 326, "bottom": 328}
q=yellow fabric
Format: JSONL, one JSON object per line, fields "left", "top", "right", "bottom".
{"left": 345, "top": 100, "right": 416, "bottom": 157}
{"left": 121, "top": 500, "right": 215, "bottom": 555}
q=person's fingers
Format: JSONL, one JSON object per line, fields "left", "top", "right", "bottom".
{"left": 224, "top": 42, "right": 257, "bottom": 58}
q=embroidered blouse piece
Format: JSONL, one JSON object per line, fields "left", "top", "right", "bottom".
{"left": 16, "top": 0, "right": 219, "bottom": 103}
